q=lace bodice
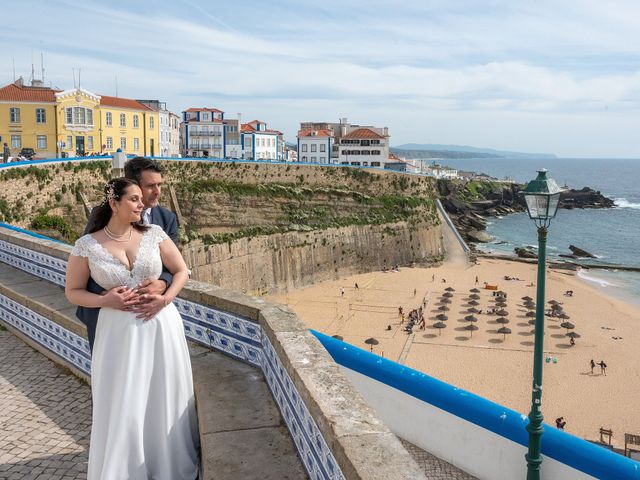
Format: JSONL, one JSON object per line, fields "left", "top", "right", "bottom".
{"left": 71, "top": 225, "right": 169, "bottom": 290}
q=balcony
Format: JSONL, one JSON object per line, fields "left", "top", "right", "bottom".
{"left": 189, "top": 131, "right": 222, "bottom": 137}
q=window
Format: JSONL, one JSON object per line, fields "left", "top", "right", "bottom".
{"left": 10, "top": 108, "right": 20, "bottom": 123}
{"left": 134, "top": 138, "right": 139, "bottom": 150}
{"left": 311, "top": 144, "right": 317, "bottom": 152}
{"left": 120, "top": 137, "right": 126, "bottom": 150}
{"left": 371, "top": 162, "right": 381, "bottom": 167}
{"left": 133, "top": 115, "right": 139, "bottom": 128}
{"left": 244, "top": 137, "right": 251, "bottom": 147}
{"left": 120, "top": 113, "right": 126, "bottom": 127}
{"left": 36, "top": 108, "right": 46, "bottom": 123}
{"left": 301, "top": 144, "right": 307, "bottom": 152}
{"left": 201, "top": 113, "right": 209, "bottom": 121}
{"left": 311, "top": 156, "right": 317, "bottom": 162}
{"left": 66, "top": 108, "right": 73, "bottom": 124}
{"left": 320, "top": 144, "right": 326, "bottom": 152}
{"left": 11, "top": 135, "right": 21, "bottom": 148}
{"left": 149, "top": 116, "right": 154, "bottom": 129}
{"left": 73, "top": 107, "right": 86, "bottom": 125}
{"left": 37, "top": 135, "right": 46, "bottom": 149}
{"left": 106, "top": 137, "right": 113, "bottom": 149}
{"left": 87, "top": 136, "right": 94, "bottom": 151}
{"left": 320, "top": 157, "right": 326, "bottom": 163}
{"left": 67, "top": 136, "right": 73, "bottom": 150}
{"left": 106, "top": 112, "right": 112, "bottom": 126}
{"left": 302, "top": 156, "right": 307, "bottom": 162}
{"left": 87, "top": 109, "right": 93, "bottom": 125}
{"left": 371, "top": 150, "right": 381, "bottom": 155}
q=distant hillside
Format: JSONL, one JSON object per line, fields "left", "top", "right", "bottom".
{"left": 393, "top": 143, "right": 557, "bottom": 159}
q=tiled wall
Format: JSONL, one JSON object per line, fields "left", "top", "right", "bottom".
{"left": 0, "top": 235, "right": 344, "bottom": 480}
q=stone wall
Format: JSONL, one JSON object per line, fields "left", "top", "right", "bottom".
{"left": 183, "top": 221, "right": 444, "bottom": 293}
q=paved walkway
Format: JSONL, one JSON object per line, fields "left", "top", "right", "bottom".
{"left": 0, "top": 329, "right": 91, "bottom": 479}
{"left": 401, "top": 439, "right": 477, "bottom": 480}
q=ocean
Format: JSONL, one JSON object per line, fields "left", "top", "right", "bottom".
{"left": 438, "top": 157, "right": 640, "bottom": 306}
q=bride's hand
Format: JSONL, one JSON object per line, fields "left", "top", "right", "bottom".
{"left": 132, "top": 294, "right": 167, "bottom": 322}
{"left": 100, "top": 286, "right": 139, "bottom": 311}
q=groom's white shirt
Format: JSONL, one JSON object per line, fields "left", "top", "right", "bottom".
{"left": 142, "top": 208, "right": 152, "bottom": 225}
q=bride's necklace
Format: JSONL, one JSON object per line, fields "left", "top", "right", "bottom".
{"left": 104, "top": 225, "right": 132, "bottom": 242}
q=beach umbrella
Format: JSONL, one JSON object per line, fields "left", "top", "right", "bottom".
{"left": 436, "top": 314, "right": 448, "bottom": 321}
{"left": 528, "top": 318, "right": 537, "bottom": 325}
{"left": 437, "top": 305, "right": 450, "bottom": 311}
{"left": 364, "top": 337, "right": 379, "bottom": 352}
{"left": 464, "top": 315, "right": 478, "bottom": 323}
{"left": 440, "top": 298, "right": 452, "bottom": 304}
{"left": 565, "top": 332, "right": 581, "bottom": 339}
{"left": 495, "top": 301, "right": 507, "bottom": 307}
{"left": 497, "top": 290, "right": 506, "bottom": 296}
{"left": 560, "top": 321, "right": 575, "bottom": 332}
{"left": 470, "top": 288, "right": 481, "bottom": 293}
{"left": 524, "top": 301, "right": 535, "bottom": 309}
{"left": 432, "top": 321, "right": 447, "bottom": 335}
{"left": 496, "top": 309, "right": 509, "bottom": 316}
{"left": 469, "top": 293, "right": 480, "bottom": 300}
{"left": 551, "top": 303, "right": 563, "bottom": 310}
{"left": 557, "top": 313, "right": 570, "bottom": 320}
{"left": 525, "top": 311, "right": 536, "bottom": 317}
{"left": 468, "top": 300, "right": 479, "bottom": 306}
{"left": 522, "top": 296, "right": 533, "bottom": 301}
{"left": 465, "top": 324, "right": 479, "bottom": 337}
{"left": 496, "top": 317, "right": 510, "bottom": 324}
{"left": 445, "top": 287, "right": 455, "bottom": 292}
{"left": 467, "top": 307, "right": 480, "bottom": 314}
{"left": 443, "top": 292, "right": 454, "bottom": 298}
{"left": 497, "top": 326, "right": 512, "bottom": 340}
{"left": 332, "top": 335, "right": 344, "bottom": 341}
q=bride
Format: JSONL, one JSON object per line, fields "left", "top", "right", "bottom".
{"left": 65, "top": 178, "right": 200, "bottom": 479}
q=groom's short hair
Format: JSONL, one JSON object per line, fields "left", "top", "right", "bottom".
{"left": 124, "top": 156, "right": 164, "bottom": 184}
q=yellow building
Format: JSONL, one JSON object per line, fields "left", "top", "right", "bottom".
{"left": 0, "top": 78, "right": 58, "bottom": 158}
{"left": 0, "top": 78, "right": 160, "bottom": 159}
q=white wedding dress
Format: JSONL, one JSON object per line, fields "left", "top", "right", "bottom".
{"left": 71, "top": 225, "right": 200, "bottom": 480}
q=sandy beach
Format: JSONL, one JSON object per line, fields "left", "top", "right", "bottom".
{"left": 268, "top": 256, "right": 640, "bottom": 449}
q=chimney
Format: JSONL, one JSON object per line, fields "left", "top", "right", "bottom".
{"left": 383, "top": 127, "right": 389, "bottom": 136}
{"left": 14, "top": 76, "right": 24, "bottom": 87}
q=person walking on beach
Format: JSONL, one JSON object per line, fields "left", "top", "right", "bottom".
{"left": 475, "top": 275, "right": 479, "bottom": 285}
{"left": 354, "top": 282, "right": 359, "bottom": 290}
{"left": 340, "top": 287, "right": 345, "bottom": 297}
{"left": 598, "top": 360, "right": 607, "bottom": 375}
{"left": 590, "top": 359, "right": 596, "bottom": 374}
{"left": 432, "top": 274, "right": 435, "bottom": 282}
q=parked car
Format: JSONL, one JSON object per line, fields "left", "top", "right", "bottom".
{"left": 19, "top": 147, "right": 36, "bottom": 159}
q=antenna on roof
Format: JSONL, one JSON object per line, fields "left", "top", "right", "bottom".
{"left": 12, "top": 58, "right": 15, "bottom": 81}
{"left": 41, "top": 52, "right": 45, "bottom": 83}
{"left": 78, "top": 68, "right": 81, "bottom": 89}
{"left": 72, "top": 68, "right": 76, "bottom": 89}
{"left": 115, "top": 75, "right": 118, "bottom": 97}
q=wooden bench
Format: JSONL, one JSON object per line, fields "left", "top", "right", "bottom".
{"left": 625, "top": 433, "right": 640, "bottom": 458}
{"left": 599, "top": 427, "right": 613, "bottom": 446}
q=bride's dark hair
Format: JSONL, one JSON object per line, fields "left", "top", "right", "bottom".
{"left": 88, "top": 178, "right": 149, "bottom": 234}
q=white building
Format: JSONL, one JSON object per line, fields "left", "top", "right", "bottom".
{"left": 137, "top": 100, "right": 180, "bottom": 157}
{"left": 426, "top": 163, "right": 459, "bottom": 179}
{"left": 241, "top": 120, "right": 280, "bottom": 160}
{"left": 223, "top": 117, "right": 241, "bottom": 159}
{"left": 180, "top": 107, "right": 224, "bottom": 158}
{"left": 297, "top": 128, "right": 333, "bottom": 164}
{"left": 338, "top": 127, "right": 389, "bottom": 167}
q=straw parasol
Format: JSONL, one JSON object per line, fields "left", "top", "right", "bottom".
{"left": 497, "top": 326, "right": 512, "bottom": 340}
{"left": 442, "top": 292, "right": 454, "bottom": 298}
{"left": 566, "top": 332, "right": 581, "bottom": 339}
{"left": 364, "top": 337, "right": 379, "bottom": 352}
{"left": 557, "top": 312, "right": 570, "bottom": 320}
{"left": 464, "top": 315, "right": 478, "bottom": 323}
{"left": 470, "top": 288, "right": 481, "bottom": 293}
{"left": 551, "top": 303, "right": 564, "bottom": 311}
{"left": 465, "top": 324, "right": 479, "bottom": 337}
{"left": 445, "top": 287, "right": 455, "bottom": 292}
{"left": 436, "top": 314, "right": 449, "bottom": 321}
{"left": 469, "top": 293, "right": 481, "bottom": 300}
{"left": 332, "top": 335, "right": 344, "bottom": 341}
{"left": 522, "top": 296, "right": 533, "bottom": 301}
{"left": 440, "top": 298, "right": 452, "bottom": 304}
{"left": 525, "top": 311, "right": 536, "bottom": 317}
{"left": 496, "top": 309, "right": 509, "bottom": 316}
{"left": 433, "top": 321, "right": 447, "bottom": 335}
{"left": 468, "top": 300, "right": 480, "bottom": 306}
{"left": 438, "top": 305, "right": 450, "bottom": 311}
{"left": 524, "top": 301, "right": 535, "bottom": 309}
{"left": 548, "top": 299, "right": 559, "bottom": 304}
{"left": 496, "top": 317, "right": 510, "bottom": 324}
{"left": 495, "top": 300, "right": 507, "bottom": 308}
{"left": 467, "top": 307, "right": 480, "bottom": 314}
{"left": 560, "top": 321, "right": 575, "bottom": 332}
{"left": 528, "top": 318, "right": 537, "bottom": 325}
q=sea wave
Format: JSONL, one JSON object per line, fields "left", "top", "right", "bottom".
{"left": 614, "top": 198, "right": 640, "bottom": 209}
{"left": 577, "top": 270, "right": 617, "bottom": 288}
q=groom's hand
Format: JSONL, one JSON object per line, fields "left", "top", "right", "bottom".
{"left": 132, "top": 294, "right": 166, "bottom": 322}
{"left": 136, "top": 279, "right": 167, "bottom": 296}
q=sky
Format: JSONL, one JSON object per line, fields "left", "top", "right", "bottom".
{"left": 2, "top": 0, "right": 639, "bottom": 158}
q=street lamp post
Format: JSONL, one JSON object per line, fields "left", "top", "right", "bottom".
{"left": 520, "top": 169, "right": 563, "bottom": 480}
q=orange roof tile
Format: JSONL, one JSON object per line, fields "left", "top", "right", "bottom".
{"left": 99, "top": 95, "right": 153, "bottom": 111}
{"left": 241, "top": 123, "right": 256, "bottom": 133}
{"left": 0, "top": 82, "right": 58, "bottom": 102}
{"left": 343, "top": 128, "right": 384, "bottom": 139}
{"left": 298, "top": 128, "right": 334, "bottom": 138}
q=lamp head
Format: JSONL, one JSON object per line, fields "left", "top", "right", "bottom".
{"left": 520, "top": 169, "right": 563, "bottom": 227}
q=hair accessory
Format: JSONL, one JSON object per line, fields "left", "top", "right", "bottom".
{"left": 101, "top": 182, "right": 117, "bottom": 206}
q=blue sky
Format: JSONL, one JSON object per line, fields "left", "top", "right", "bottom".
{"left": 2, "top": 0, "right": 639, "bottom": 157}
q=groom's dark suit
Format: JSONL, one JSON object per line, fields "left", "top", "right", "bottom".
{"left": 76, "top": 205, "right": 179, "bottom": 351}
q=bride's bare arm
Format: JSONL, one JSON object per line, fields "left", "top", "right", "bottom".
{"left": 158, "top": 238, "right": 189, "bottom": 304}
{"left": 65, "top": 255, "right": 137, "bottom": 309}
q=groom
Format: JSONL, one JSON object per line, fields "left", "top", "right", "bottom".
{"left": 76, "top": 156, "right": 179, "bottom": 351}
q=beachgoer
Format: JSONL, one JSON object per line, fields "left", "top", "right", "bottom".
{"left": 570, "top": 337, "right": 575, "bottom": 346}
{"left": 598, "top": 360, "right": 607, "bottom": 375}
{"left": 432, "top": 274, "right": 435, "bottom": 282}
{"left": 590, "top": 359, "right": 595, "bottom": 374}
{"left": 442, "top": 278, "right": 446, "bottom": 283}
{"left": 413, "top": 288, "right": 417, "bottom": 297}
{"left": 398, "top": 306, "right": 403, "bottom": 316}
{"left": 340, "top": 287, "right": 344, "bottom": 297}
{"left": 355, "top": 282, "right": 359, "bottom": 289}
{"left": 475, "top": 275, "right": 479, "bottom": 284}
{"left": 555, "top": 417, "right": 566, "bottom": 430}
